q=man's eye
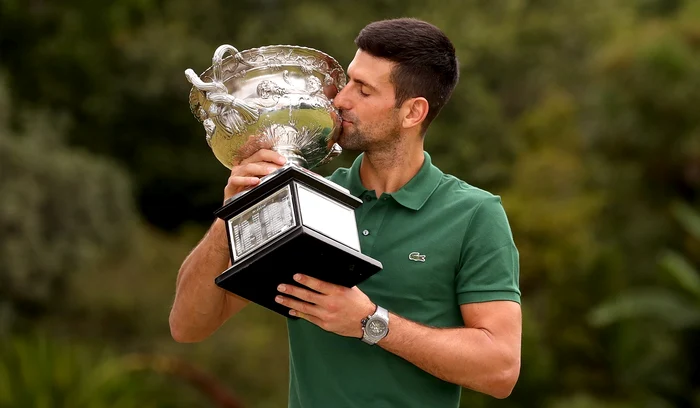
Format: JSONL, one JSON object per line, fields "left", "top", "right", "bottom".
{"left": 359, "top": 88, "right": 369, "bottom": 97}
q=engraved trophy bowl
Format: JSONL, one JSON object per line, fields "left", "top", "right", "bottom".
{"left": 185, "top": 44, "right": 346, "bottom": 170}
{"left": 184, "top": 44, "right": 382, "bottom": 319}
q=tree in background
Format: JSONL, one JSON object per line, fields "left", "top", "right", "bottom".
{"left": 0, "top": 76, "right": 136, "bottom": 332}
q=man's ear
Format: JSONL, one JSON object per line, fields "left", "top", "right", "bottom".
{"left": 401, "top": 97, "right": 429, "bottom": 130}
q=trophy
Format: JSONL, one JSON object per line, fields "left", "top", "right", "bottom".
{"left": 185, "top": 44, "right": 383, "bottom": 318}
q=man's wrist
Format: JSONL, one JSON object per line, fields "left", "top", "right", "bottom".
{"left": 208, "top": 219, "right": 230, "bottom": 256}
{"left": 366, "top": 302, "right": 377, "bottom": 318}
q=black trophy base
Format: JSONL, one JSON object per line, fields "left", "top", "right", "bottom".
{"left": 215, "top": 225, "right": 381, "bottom": 318}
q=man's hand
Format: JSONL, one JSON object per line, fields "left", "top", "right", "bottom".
{"left": 224, "top": 149, "right": 287, "bottom": 202}
{"left": 275, "top": 274, "right": 376, "bottom": 338}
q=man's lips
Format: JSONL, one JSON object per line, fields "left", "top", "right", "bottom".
{"left": 339, "top": 111, "right": 354, "bottom": 125}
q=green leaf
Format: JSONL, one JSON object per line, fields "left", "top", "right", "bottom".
{"left": 658, "top": 250, "right": 700, "bottom": 300}
{"left": 670, "top": 201, "right": 700, "bottom": 241}
{"left": 588, "top": 288, "right": 700, "bottom": 329}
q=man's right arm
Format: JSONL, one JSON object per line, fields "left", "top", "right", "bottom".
{"left": 169, "top": 149, "right": 286, "bottom": 343}
{"left": 169, "top": 218, "right": 248, "bottom": 343}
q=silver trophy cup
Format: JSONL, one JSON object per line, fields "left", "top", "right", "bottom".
{"left": 185, "top": 44, "right": 382, "bottom": 318}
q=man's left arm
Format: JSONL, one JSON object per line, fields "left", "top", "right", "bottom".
{"left": 378, "top": 300, "right": 521, "bottom": 399}
{"left": 275, "top": 274, "right": 521, "bottom": 399}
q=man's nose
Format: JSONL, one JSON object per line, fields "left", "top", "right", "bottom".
{"left": 332, "top": 85, "right": 350, "bottom": 110}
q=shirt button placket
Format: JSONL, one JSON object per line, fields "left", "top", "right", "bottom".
{"left": 361, "top": 225, "right": 376, "bottom": 255}
{"left": 359, "top": 196, "right": 389, "bottom": 256}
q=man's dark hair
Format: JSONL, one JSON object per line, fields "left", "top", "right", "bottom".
{"left": 355, "top": 18, "right": 459, "bottom": 132}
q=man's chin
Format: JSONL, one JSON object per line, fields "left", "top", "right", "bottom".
{"left": 335, "top": 135, "right": 361, "bottom": 152}
{"left": 335, "top": 137, "right": 350, "bottom": 150}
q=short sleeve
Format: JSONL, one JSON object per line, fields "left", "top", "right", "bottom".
{"left": 456, "top": 195, "right": 521, "bottom": 304}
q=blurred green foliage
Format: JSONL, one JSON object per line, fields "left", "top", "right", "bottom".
{"left": 0, "top": 77, "right": 136, "bottom": 333}
{"left": 0, "top": 334, "right": 238, "bottom": 408}
{"left": 1, "top": 0, "right": 700, "bottom": 407}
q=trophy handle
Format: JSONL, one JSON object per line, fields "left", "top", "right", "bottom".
{"left": 212, "top": 44, "right": 241, "bottom": 83}
{"left": 183, "top": 44, "right": 241, "bottom": 94}
{"left": 184, "top": 70, "right": 227, "bottom": 94}
{"left": 185, "top": 44, "right": 260, "bottom": 135}
{"left": 317, "top": 143, "right": 342, "bottom": 166}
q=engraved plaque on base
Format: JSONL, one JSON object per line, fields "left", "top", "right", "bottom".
{"left": 228, "top": 185, "right": 296, "bottom": 261}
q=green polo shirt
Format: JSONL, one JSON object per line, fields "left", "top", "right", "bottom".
{"left": 287, "top": 151, "right": 520, "bottom": 408}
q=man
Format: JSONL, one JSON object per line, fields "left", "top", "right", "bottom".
{"left": 170, "top": 18, "right": 521, "bottom": 407}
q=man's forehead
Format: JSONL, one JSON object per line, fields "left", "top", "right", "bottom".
{"left": 346, "top": 49, "right": 394, "bottom": 86}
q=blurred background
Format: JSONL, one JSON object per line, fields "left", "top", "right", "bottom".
{"left": 1, "top": 0, "right": 700, "bottom": 407}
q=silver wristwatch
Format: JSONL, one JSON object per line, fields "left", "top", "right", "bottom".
{"left": 361, "top": 305, "right": 389, "bottom": 345}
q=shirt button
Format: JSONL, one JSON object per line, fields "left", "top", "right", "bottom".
{"left": 362, "top": 229, "right": 370, "bottom": 236}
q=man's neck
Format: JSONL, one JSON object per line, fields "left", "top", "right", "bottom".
{"left": 359, "top": 139, "right": 425, "bottom": 198}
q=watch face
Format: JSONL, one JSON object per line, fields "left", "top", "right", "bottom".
{"left": 367, "top": 318, "right": 387, "bottom": 337}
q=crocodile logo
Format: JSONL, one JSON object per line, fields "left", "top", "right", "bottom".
{"left": 408, "top": 252, "right": 426, "bottom": 262}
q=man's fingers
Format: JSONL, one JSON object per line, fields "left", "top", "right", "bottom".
{"left": 223, "top": 151, "right": 285, "bottom": 201}
{"left": 278, "top": 283, "right": 324, "bottom": 305}
{"left": 227, "top": 176, "right": 260, "bottom": 187}
{"left": 293, "top": 274, "right": 338, "bottom": 295}
{"left": 223, "top": 176, "right": 260, "bottom": 201}
{"left": 240, "top": 149, "right": 287, "bottom": 166}
{"left": 232, "top": 162, "right": 280, "bottom": 178}
{"left": 275, "top": 295, "right": 321, "bottom": 317}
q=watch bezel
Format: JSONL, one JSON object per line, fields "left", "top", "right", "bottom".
{"left": 365, "top": 317, "right": 388, "bottom": 338}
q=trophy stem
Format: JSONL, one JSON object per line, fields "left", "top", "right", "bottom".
{"left": 273, "top": 146, "right": 307, "bottom": 168}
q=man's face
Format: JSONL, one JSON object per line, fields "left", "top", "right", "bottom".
{"left": 332, "top": 50, "right": 401, "bottom": 151}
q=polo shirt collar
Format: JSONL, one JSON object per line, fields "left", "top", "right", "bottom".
{"left": 346, "top": 151, "right": 443, "bottom": 211}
